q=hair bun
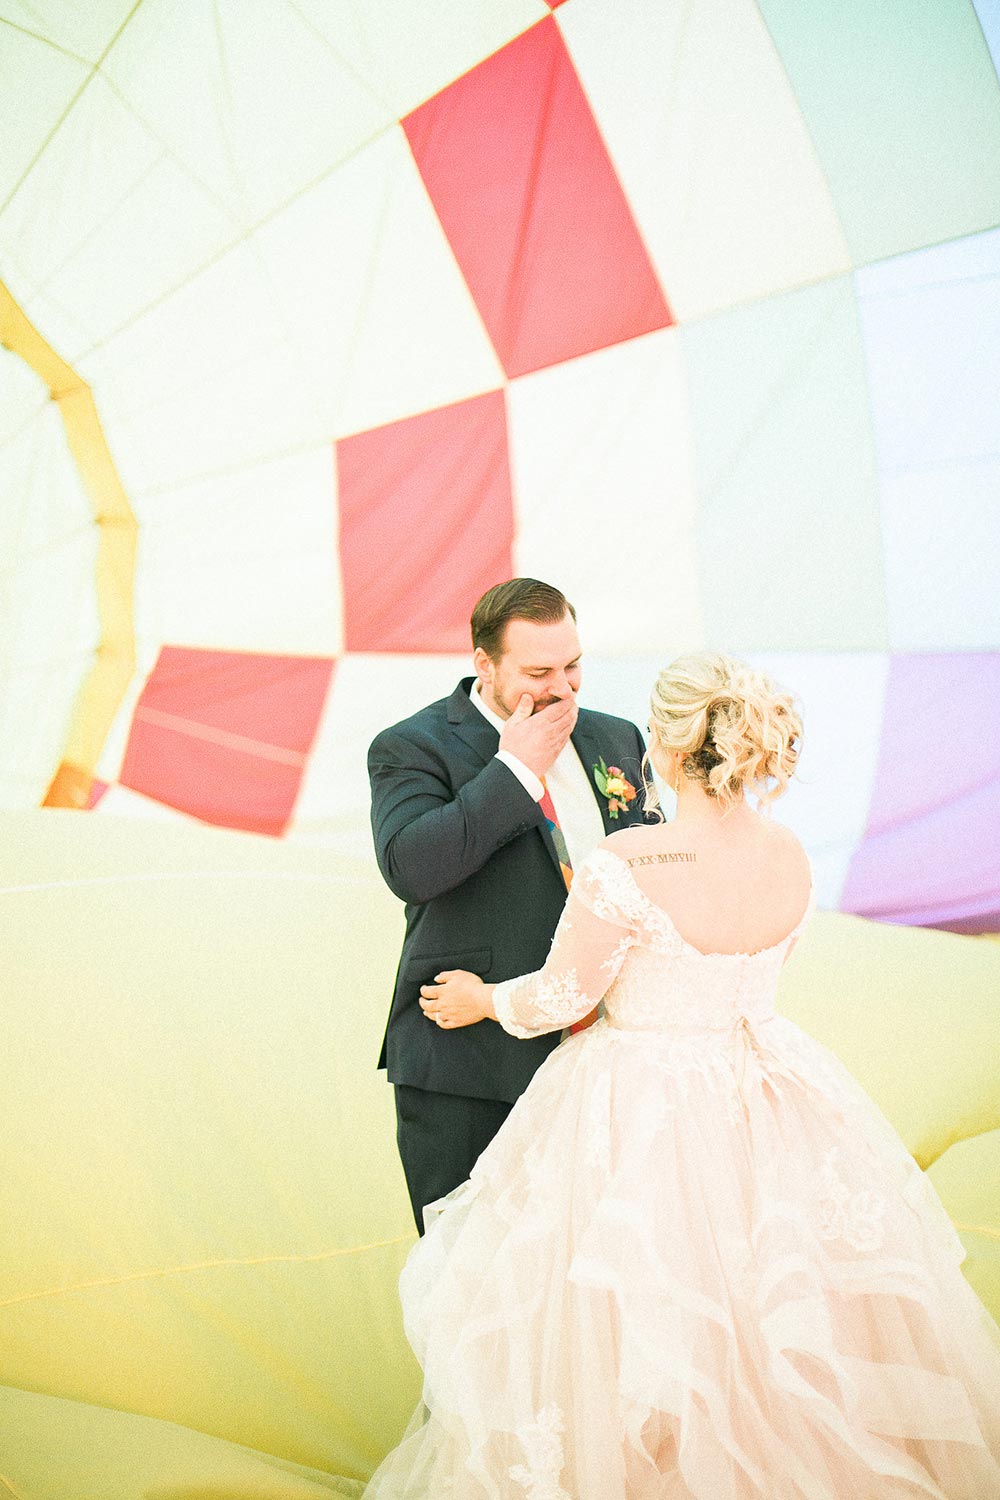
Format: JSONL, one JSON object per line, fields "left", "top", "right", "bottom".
{"left": 645, "top": 651, "right": 802, "bottom": 818}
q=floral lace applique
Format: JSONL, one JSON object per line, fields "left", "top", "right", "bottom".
{"left": 495, "top": 969, "right": 600, "bottom": 1039}
{"left": 509, "top": 1403, "right": 571, "bottom": 1500}
{"left": 532, "top": 970, "right": 600, "bottom": 1024}
{"left": 577, "top": 850, "right": 663, "bottom": 942}
{"left": 814, "top": 1146, "right": 887, "bottom": 1253}
{"left": 601, "top": 932, "right": 635, "bottom": 974}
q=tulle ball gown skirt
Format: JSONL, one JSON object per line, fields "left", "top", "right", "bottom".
{"left": 362, "top": 1017, "right": 1000, "bottom": 1499}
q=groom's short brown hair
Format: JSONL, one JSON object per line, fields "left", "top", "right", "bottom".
{"left": 471, "top": 578, "right": 576, "bottom": 662}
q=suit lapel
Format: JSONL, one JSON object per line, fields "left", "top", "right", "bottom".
{"left": 571, "top": 715, "right": 617, "bottom": 836}
{"left": 447, "top": 678, "right": 501, "bottom": 768}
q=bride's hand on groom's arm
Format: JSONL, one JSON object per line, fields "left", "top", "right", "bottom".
{"left": 419, "top": 971, "right": 498, "bottom": 1029}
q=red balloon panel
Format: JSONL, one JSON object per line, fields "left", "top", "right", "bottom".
{"left": 403, "top": 15, "right": 672, "bottom": 378}
{"left": 337, "top": 388, "right": 514, "bottom": 652}
{"left": 120, "top": 647, "right": 335, "bottom": 836}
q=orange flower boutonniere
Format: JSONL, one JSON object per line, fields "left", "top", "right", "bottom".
{"left": 593, "top": 757, "right": 637, "bottom": 819}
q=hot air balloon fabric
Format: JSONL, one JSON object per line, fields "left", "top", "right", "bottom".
{"left": 1, "top": 2, "right": 999, "bottom": 1495}
{"left": 1, "top": 0, "right": 998, "bottom": 928}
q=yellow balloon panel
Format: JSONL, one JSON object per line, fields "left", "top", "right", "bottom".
{"left": 0, "top": 1383, "right": 365, "bottom": 1499}
{"left": 0, "top": 812, "right": 419, "bottom": 1484}
{"left": 928, "top": 1131, "right": 1000, "bottom": 1322}
{"left": 1, "top": 810, "right": 997, "bottom": 1496}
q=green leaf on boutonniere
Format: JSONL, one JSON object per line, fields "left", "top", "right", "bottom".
{"left": 593, "top": 756, "right": 610, "bottom": 796}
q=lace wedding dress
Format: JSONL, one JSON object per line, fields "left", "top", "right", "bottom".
{"left": 362, "top": 844, "right": 1000, "bottom": 1499}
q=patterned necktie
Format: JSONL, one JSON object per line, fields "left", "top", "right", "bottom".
{"left": 538, "top": 781, "right": 599, "bottom": 1034}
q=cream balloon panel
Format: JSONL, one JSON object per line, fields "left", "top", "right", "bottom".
{"left": 69, "top": 131, "right": 503, "bottom": 497}
{"left": 99, "top": 0, "right": 548, "bottom": 226}
{"left": 560, "top": 0, "right": 853, "bottom": 320}
{"left": 133, "top": 448, "right": 344, "bottom": 654}
{"left": 0, "top": 361, "right": 98, "bottom": 805}
{"left": 508, "top": 328, "right": 703, "bottom": 653}
{"left": 0, "top": 0, "right": 546, "bottom": 299}
{"left": 0, "top": 22, "right": 92, "bottom": 211}
{"left": 0, "top": 2, "right": 135, "bottom": 65}
{"left": 2, "top": 77, "right": 233, "bottom": 356}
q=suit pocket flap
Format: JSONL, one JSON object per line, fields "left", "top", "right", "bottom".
{"left": 403, "top": 947, "right": 492, "bottom": 979}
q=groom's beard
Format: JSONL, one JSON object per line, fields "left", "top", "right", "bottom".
{"left": 491, "top": 684, "right": 577, "bottom": 718}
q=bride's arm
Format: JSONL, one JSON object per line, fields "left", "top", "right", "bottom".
{"left": 421, "top": 848, "right": 635, "bottom": 1039}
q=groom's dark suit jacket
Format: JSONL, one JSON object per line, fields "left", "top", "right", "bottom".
{"left": 368, "top": 678, "right": 647, "bottom": 1105}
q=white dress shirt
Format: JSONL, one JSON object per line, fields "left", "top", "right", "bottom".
{"left": 469, "top": 681, "right": 605, "bottom": 871}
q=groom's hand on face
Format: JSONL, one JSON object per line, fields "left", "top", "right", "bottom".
{"left": 499, "top": 692, "right": 578, "bottom": 779}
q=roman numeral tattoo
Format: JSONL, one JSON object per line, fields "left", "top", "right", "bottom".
{"left": 626, "top": 853, "right": 697, "bottom": 866}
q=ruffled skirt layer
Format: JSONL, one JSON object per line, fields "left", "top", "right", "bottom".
{"left": 363, "top": 1016, "right": 1000, "bottom": 1498}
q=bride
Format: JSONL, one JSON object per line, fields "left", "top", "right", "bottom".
{"left": 361, "top": 652, "right": 1000, "bottom": 1499}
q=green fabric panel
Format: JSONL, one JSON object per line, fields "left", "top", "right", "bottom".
{"left": 680, "top": 276, "right": 885, "bottom": 651}
{"left": 757, "top": 0, "right": 1000, "bottom": 265}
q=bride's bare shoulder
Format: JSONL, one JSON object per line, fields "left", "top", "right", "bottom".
{"left": 600, "top": 821, "right": 684, "bottom": 862}
{"left": 601, "top": 823, "right": 663, "bottom": 850}
{"left": 764, "top": 820, "right": 812, "bottom": 877}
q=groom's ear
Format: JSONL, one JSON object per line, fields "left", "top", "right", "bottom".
{"left": 473, "top": 646, "right": 494, "bottom": 686}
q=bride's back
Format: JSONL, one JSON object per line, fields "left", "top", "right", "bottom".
{"left": 607, "top": 816, "right": 812, "bottom": 959}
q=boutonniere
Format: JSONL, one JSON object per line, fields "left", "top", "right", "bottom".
{"left": 593, "top": 758, "right": 637, "bottom": 819}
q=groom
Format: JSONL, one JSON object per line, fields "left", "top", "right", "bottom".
{"left": 368, "top": 578, "right": 647, "bottom": 1234}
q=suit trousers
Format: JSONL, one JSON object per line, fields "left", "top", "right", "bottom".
{"left": 393, "top": 1083, "right": 514, "bottom": 1236}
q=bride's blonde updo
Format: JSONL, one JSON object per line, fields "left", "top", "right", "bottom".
{"left": 644, "top": 650, "right": 802, "bottom": 820}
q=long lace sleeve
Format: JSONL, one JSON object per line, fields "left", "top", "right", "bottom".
{"left": 493, "top": 847, "right": 637, "bottom": 1039}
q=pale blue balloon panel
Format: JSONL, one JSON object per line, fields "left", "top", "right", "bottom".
{"left": 680, "top": 275, "right": 885, "bottom": 652}
{"left": 855, "top": 229, "right": 1000, "bottom": 651}
{"left": 973, "top": 0, "right": 1000, "bottom": 75}
{"left": 759, "top": 0, "right": 1000, "bottom": 264}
